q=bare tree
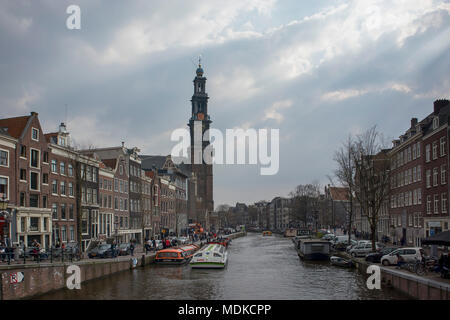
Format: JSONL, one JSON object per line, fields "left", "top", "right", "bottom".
{"left": 353, "top": 126, "right": 391, "bottom": 251}
{"left": 330, "top": 135, "right": 356, "bottom": 244}
{"left": 289, "top": 182, "right": 321, "bottom": 230}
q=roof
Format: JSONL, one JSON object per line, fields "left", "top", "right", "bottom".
{"left": 102, "top": 159, "right": 117, "bottom": 170}
{"left": 140, "top": 155, "right": 167, "bottom": 170}
{"left": 329, "top": 187, "right": 350, "bottom": 201}
{"left": 44, "top": 132, "right": 58, "bottom": 143}
{"left": 0, "top": 115, "right": 32, "bottom": 139}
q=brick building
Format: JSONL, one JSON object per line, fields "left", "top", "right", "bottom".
{"left": 0, "top": 112, "right": 52, "bottom": 247}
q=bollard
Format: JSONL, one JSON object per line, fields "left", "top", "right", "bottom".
{"left": 50, "top": 248, "right": 53, "bottom": 263}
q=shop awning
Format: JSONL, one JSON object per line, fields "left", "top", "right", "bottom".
{"left": 422, "top": 230, "right": 450, "bottom": 246}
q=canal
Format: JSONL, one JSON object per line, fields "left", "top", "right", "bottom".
{"left": 36, "top": 232, "right": 407, "bottom": 299}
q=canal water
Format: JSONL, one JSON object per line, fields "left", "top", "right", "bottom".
{"left": 36, "top": 232, "right": 407, "bottom": 300}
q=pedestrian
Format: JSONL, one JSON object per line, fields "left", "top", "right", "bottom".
{"left": 111, "top": 241, "right": 117, "bottom": 258}
{"left": 130, "top": 241, "right": 135, "bottom": 256}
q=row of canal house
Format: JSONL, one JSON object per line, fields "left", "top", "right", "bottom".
{"left": 0, "top": 112, "right": 189, "bottom": 252}
{"left": 387, "top": 99, "right": 450, "bottom": 247}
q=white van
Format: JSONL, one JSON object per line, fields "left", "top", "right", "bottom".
{"left": 380, "top": 247, "right": 424, "bottom": 266}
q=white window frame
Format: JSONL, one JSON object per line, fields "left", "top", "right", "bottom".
{"left": 441, "top": 164, "right": 447, "bottom": 185}
{"left": 442, "top": 193, "right": 447, "bottom": 213}
{"left": 440, "top": 136, "right": 446, "bottom": 157}
{"left": 0, "top": 149, "right": 9, "bottom": 168}
{"left": 30, "top": 148, "right": 40, "bottom": 169}
{"left": 0, "top": 175, "right": 10, "bottom": 201}
{"left": 31, "top": 127, "right": 39, "bottom": 141}
{"left": 29, "top": 171, "right": 40, "bottom": 192}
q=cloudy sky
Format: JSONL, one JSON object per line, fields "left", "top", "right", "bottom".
{"left": 1, "top": 0, "right": 450, "bottom": 207}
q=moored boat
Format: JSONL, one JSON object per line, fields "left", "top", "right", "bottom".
{"left": 296, "top": 239, "right": 330, "bottom": 260}
{"left": 190, "top": 243, "right": 228, "bottom": 269}
{"left": 330, "top": 256, "right": 353, "bottom": 268}
{"left": 155, "top": 244, "right": 199, "bottom": 265}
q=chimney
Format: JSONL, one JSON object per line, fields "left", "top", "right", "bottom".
{"left": 411, "top": 118, "right": 418, "bottom": 128}
{"left": 434, "top": 99, "right": 450, "bottom": 114}
{"left": 30, "top": 111, "right": 38, "bottom": 116}
{"left": 121, "top": 141, "right": 124, "bottom": 147}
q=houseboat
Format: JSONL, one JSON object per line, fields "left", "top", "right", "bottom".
{"left": 154, "top": 244, "right": 199, "bottom": 265}
{"left": 296, "top": 239, "right": 330, "bottom": 260}
{"left": 190, "top": 243, "right": 228, "bottom": 269}
{"left": 284, "top": 228, "right": 298, "bottom": 237}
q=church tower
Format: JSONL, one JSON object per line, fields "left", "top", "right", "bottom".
{"left": 188, "top": 60, "right": 214, "bottom": 225}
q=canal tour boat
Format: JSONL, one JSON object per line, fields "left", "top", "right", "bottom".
{"left": 190, "top": 243, "right": 228, "bottom": 269}
{"left": 296, "top": 239, "right": 330, "bottom": 261}
{"left": 262, "top": 231, "right": 272, "bottom": 236}
{"left": 155, "top": 244, "right": 199, "bottom": 265}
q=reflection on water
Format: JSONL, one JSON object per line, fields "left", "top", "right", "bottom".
{"left": 36, "top": 233, "right": 407, "bottom": 300}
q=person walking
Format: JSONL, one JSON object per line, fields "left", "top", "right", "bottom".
{"left": 152, "top": 237, "right": 156, "bottom": 251}
{"left": 130, "top": 241, "right": 135, "bottom": 256}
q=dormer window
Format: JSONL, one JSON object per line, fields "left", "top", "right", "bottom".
{"left": 59, "top": 136, "right": 66, "bottom": 146}
{"left": 32, "top": 128, "right": 39, "bottom": 141}
{"left": 433, "top": 117, "right": 439, "bottom": 129}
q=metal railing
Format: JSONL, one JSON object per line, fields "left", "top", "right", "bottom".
{"left": 0, "top": 247, "right": 81, "bottom": 266}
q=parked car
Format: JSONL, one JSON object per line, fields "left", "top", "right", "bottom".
{"left": 346, "top": 240, "right": 370, "bottom": 252}
{"left": 177, "top": 237, "right": 189, "bottom": 244}
{"left": 118, "top": 243, "right": 131, "bottom": 256}
{"left": 349, "top": 242, "right": 381, "bottom": 257}
{"left": 333, "top": 239, "right": 357, "bottom": 251}
{"left": 88, "top": 244, "right": 118, "bottom": 259}
{"left": 380, "top": 247, "right": 424, "bottom": 266}
{"left": 322, "top": 234, "right": 336, "bottom": 241}
{"left": 365, "top": 247, "right": 397, "bottom": 263}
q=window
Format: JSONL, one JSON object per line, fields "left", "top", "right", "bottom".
{"left": 61, "top": 226, "right": 67, "bottom": 242}
{"left": 426, "top": 170, "right": 431, "bottom": 188}
{"left": 433, "top": 168, "right": 438, "bottom": 186}
{"left": 30, "top": 172, "right": 39, "bottom": 191}
{"left": 114, "top": 178, "right": 118, "bottom": 192}
{"left": 412, "top": 144, "right": 416, "bottom": 160}
{"left": 20, "top": 192, "right": 25, "bottom": 206}
{"left": 0, "top": 177, "right": 9, "bottom": 199}
{"left": 60, "top": 162, "right": 65, "bottom": 175}
{"left": 99, "top": 178, "right": 103, "bottom": 190}
{"left": 29, "top": 194, "right": 39, "bottom": 207}
{"left": 87, "top": 188, "right": 92, "bottom": 203}
{"left": 61, "top": 204, "right": 66, "bottom": 219}
{"left": 43, "top": 173, "right": 48, "bottom": 184}
{"left": 93, "top": 189, "right": 97, "bottom": 204}
{"left": 114, "top": 197, "right": 118, "bottom": 210}
{"left": 433, "top": 117, "right": 439, "bottom": 129}
{"left": 43, "top": 151, "right": 49, "bottom": 163}
{"left": 69, "top": 204, "right": 74, "bottom": 220}
{"left": 60, "top": 181, "right": 66, "bottom": 195}
{"left": 87, "top": 166, "right": 92, "bottom": 181}
{"left": 70, "top": 226, "right": 74, "bottom": 241}
{"left": 427, "top": 196, "right": 431, "bottom": 214}
{"left": 120, "top": 165, "right": 123, "bottom": 175}
{"left": 408, "top": 214, "right": 413, "bottom": 227}
{"left": 52, "top": 180, "right": 58, "bottom": 194}
{"left": 417, "top": 165, "right": 422, "bottom": 181}
{"left": 20, "top": 145, "right": 26, "bottom": 158}
{"left": 441, "top": 165, "right": 447, "bottom": 185}
{"left": 442, "top": 193, "right": 447, "bottom": 213}
{"left": 417, "top": 189, "right": 422, "bottom": 204}
{"left": 51, "top": 160, "right": 57, "bottom": 173}
{"left": 30, "top": 149, "right": 39, "bottom": 168}
{"left": 43, "top": 217, "right": 48, "bottom": 231}
{"left": 82, "top": 187, "right": 86, "bottom": 203}
{"left": 413, "top": 189, "right": 417, "bottom": 205}
{"left": 432, "top": 141, "right": 438, "bottom": 160}
{"left": 417, "top": 142, "right": 421, "bottom": 157}
{"left": 68, "top": 164, "right": 73, "bottom": 177}
{"left": 0, "top": 150, "right": 8, "bottom": 167}
{"left": 440, "top": 136, "right": 447, "bottom": 156}
{"left": 20, "top": 168, "right": 27, "bottom": 181}
{"left": 93, "top": 167, "right": 97, "bottom": 182}
{"left": 426, "top": 144, "right": 430, "bottom": 162}
{"left": 434, "top": 194, "right": 439, "bottom": 214}
{"left": 413, "top": 167, "right": 417, "bottom": 182}
{"left": 32, "top": 128, "right": 39, "bottom": 141}
{"left": 52, "top": 203, "right": 58, "bottom": 219}
{"left": 80, "top": 164, "right": 85, "bottom": 179}
{"left": 30, "top": 217, "right": 39, "bottom": 231}
{"left": 124, "top": 199, "right": 128, "bottom": 211}
{"left": 81, "top": 210, "right": 88, "bottom": 234}
{"left": 407, "top": 147, "right": 411, "bottom": 162}
{"left": 68, "top": 182, "right": 73, "bottom": 196}
{"left": 42, "top": 195, "right": 47, "bottom": 208}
